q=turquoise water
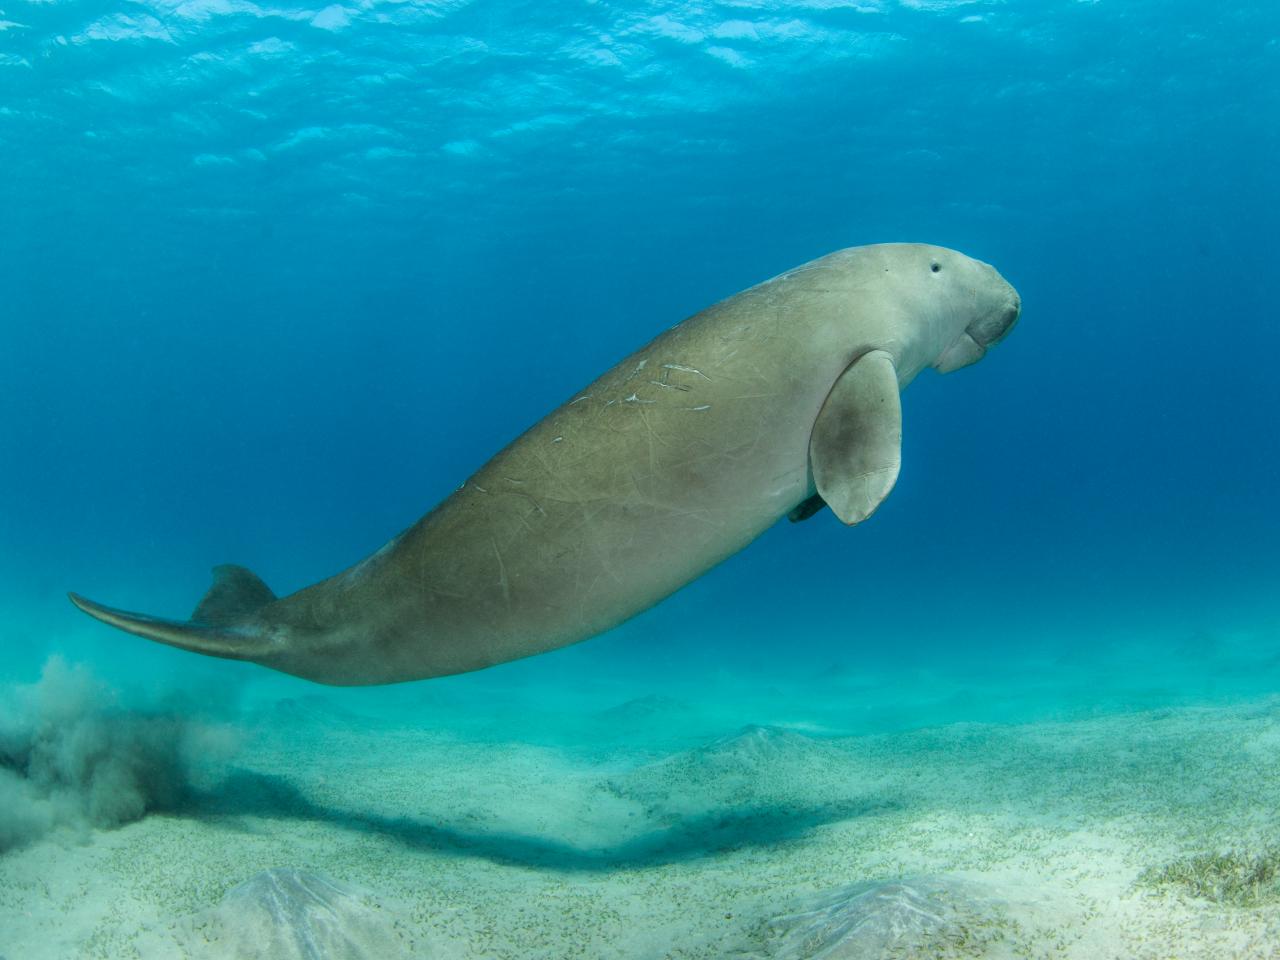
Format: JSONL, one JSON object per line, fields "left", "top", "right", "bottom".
{"left": 1, "top": 1, "right": 1279, "bottom": 955}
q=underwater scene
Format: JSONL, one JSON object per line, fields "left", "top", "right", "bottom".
{"left": 2, "top": 0, "right": 1278, "bottom": 956}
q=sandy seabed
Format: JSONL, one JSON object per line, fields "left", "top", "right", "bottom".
{"left": 3, "top": 643, "right": 1280, "bottom": 960}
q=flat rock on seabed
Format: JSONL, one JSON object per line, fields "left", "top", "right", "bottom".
{"left": 167, "top": 867, "right": 422, "bottom": 960}
{"left": 738, "top": 878, "right": 1006, "bottom": 960}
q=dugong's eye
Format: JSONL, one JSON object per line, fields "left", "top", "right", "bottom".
{"left": 930, "top": 261, "right": 941, "bottom": 273}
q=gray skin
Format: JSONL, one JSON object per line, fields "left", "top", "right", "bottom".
{"left": 70, "top": 243, "right": 1020, "bottom": 685}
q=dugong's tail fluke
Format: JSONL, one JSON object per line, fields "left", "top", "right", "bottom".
{"left": 68, "top": 564, "right": 279, "bottom": 662}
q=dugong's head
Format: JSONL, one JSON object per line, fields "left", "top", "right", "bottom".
{"left": 917, "top": 244, "right": 1021, "bottom": 374}
{"left": 847, "top": 244, "right": 1020, "bottom": 384}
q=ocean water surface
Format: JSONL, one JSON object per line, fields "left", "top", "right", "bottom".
{"left": 2, "top": 0, "right": 1278, "bottom": 957}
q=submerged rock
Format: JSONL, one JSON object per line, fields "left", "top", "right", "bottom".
{"left": 176, "top": 867, "right": 419, "bottom": 960}
{"left": 742, "top": 878, "right": 1005, "bottom": 959}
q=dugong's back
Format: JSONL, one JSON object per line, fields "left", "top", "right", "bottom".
{"left": 69, "top": 244, "right": 1021, "bottom": 685}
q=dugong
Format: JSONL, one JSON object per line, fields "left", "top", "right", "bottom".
{"left": 70, "top": 244, "right": 1020, "bottom": 685}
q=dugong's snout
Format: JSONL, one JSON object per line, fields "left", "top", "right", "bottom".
{"left": 971, "top": 287, "right": 1021, "bottom": 350}
{"left": 933, "top": 276, "right": 1020, "bottom": 374}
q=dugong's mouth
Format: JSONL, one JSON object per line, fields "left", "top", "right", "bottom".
{"left": 933, "top": 292, "right": 1021, "bottom": 374}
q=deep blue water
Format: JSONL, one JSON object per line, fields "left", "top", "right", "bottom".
{"left": 1, "top": 0, "right": 1277, "bottom": 704}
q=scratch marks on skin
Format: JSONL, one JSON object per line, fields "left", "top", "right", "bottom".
{"left": 512, "top": 492, "right": 547, "bottom": 517}
{"left": 474, "top": 476, "right": 546, "bottom": 524}
{"left": 632, "top": 409, "right": 664, "bottom": 476}
{"left": 663, "top": 363, "right": 711, "bottom": 381}
{"left": 647, "top": 379, "right": 689, "bottom": 392}
{"left": 590, "top": 358, "right": 726, "bottom": 413}
{"left": 491, "top": 537, "right": 511, "bottom": 605}
{"left": 639, "top": 360, "right": 711, "bottom": 398}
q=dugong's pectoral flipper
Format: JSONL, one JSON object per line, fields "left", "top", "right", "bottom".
{"left": 68, "top": 564, "right": 278, "bottom": 662}
{"left": 808, "top": 349, "right": 902, "bottom": 525}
